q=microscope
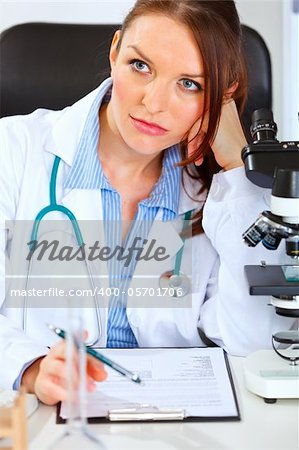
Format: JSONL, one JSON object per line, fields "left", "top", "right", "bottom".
{"left": 241, "top": 109, "right": 299, "bottom": 403}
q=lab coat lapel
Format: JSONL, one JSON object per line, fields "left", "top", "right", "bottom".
{"left": 127, "top": 174, "right": 202, "bottom": 309}
{"left": 61, "top": 188, "right": 103, "bottom": 221}
{"left": 131, "top": 171, "right": 201, "bottom": 275}
{"left": 128, "top": 182, "right": 199, "bottom": 308}
{"left": 178, "top": 170, "right": 205, "bottom": 215}
{"left": 44, "top": 78, "right": 113, "bottom": 167}
{"left": 133, "top": 210, "right": 183, "bottom": 275}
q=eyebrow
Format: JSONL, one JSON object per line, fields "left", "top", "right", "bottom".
{"left": 127, "top": 45, "right": 205, "bottom": 79}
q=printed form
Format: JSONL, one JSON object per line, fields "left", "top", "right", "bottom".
{"left": 60, "top": 347, "right": 239, "bottom": 420}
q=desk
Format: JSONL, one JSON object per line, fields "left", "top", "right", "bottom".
{"left": 1, "top": 357, "right": 298, "bottom": 450}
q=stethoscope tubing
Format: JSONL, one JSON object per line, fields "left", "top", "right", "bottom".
{"left": 23, "top": 156, "right": 102, "bottom": 346}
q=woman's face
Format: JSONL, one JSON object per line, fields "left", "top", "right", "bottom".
{"left": 107, "top": 14, "right": 205, "bottom": 157}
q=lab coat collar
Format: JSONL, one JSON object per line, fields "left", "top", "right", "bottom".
{"left": 45, "top": 77, "right": 113, "bottom": 167}
{"left": 178, "top": 170, "right": 206, "bottom": 215}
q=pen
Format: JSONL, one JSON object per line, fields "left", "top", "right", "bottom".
{"left": 47, "top": 324, "right": 142, "bottom": 384}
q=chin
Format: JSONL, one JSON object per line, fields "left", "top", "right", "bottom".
{"left": 133, "top": 144, "right": 166, "bottom": 156}
{"left": 123, "top": 138, "right": 162, "bottom": 155}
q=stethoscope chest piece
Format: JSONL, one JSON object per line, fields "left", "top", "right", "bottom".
{"left": 159, "top": 270, "right": 191, "bottom": 298}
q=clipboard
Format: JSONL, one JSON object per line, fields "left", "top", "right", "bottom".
{"left": 56, "top": 348, "right": 241, "bottom": 423}
{"left": 57, "top": 404, "right": 186, "bottom": 423}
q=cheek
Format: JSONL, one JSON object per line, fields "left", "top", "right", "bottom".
{"left": 172, "top": 101, "right": 204, "bottom": 137}
{"left": 112, "top": 70, "right": 140, "bottom": 110}
{"left": 112, "top": 74, "right": 127, "bottom": 104}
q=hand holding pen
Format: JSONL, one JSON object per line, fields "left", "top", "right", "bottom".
{"left": 21, "top": 324, "right": 142, "bottom": 406}
{"left": 21, "top": 330, "right": 107, "bottom": 406}
{"left": 48, "top": 324, "right": 142, "bottom": 384}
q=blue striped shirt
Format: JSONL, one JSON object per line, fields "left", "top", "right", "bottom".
{"left": 65, "top": 78, "right": 181, "bottom": 348}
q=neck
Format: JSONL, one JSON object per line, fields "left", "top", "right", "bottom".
{"left": 98, "top": 103, "right": 163, "bottom": 181}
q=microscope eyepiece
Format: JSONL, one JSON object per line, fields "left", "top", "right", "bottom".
{"left": 250, "top": 108, "right": 278, "bottom": 142}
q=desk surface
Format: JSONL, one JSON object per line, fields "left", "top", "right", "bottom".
{"left": 2, "top": 357, "right": 299, "bottom": 450}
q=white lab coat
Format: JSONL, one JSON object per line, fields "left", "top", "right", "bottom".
{"left": 0, "top": 84, "right": 293, "bottom": 388}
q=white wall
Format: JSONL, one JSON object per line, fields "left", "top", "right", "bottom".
{"left": 1, "top": 0, "right": 298, "bottom": 139}
{"left": 0, "top": 1, "right": 136, "bottom": 28}
{"left": 235, "top": 0, "right": 298, "bottom": 139}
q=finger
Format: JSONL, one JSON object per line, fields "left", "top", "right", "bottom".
{"left": 186, "top": 114, "right": 209, "bottom": 157}
{"left": 41, "top": 357, "right": 67, "bottom": 378}
{"left": 188, "top": 117, "right": 205, "bottom": 143}
{"left": 87, "top": 363, "right": 107, "bottom": 381}
{"left": 194, "top": 156, "right": 204, "bottom": 167}
{"left": 86, "top": 354, "right": 105, "bottom": 370}
{"left": 37, "top": 379, "right": 68, "bottom": 405}
{"left": 87, "top": 357, "right": 107, "bottom": 382}
{"left": 49, "top": 340, "right": 80, "bottom": 370}
{"left": 40, "top": 354, "right": 80, "bottom": 391}
{"left": 47, "top": 358, "right": 79, "bottom": 388}
{"left": 48, "top": 339, "right": 67, "bottom": 359}
{"left": 87, "top": 375, "right": 96, "bottom": 392}
{"left": 187, "top": 129, "right": 206, "bottom": 166}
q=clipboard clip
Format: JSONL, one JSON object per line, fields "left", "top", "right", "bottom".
{"left": 108, "top": 403, "right": 185, "bottom": 421}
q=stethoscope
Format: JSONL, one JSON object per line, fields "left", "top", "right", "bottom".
{"left": 23, "top": 156, "right": 191, "bottom": 340}
{"left": 24, "top": 155, "right": 102, "bottom": 346}
{"left": 159, "top": 209, "right": 192, "bottom": 298}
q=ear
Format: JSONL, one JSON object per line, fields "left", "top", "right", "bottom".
{"left": 224, "top": 81, "right": 239, "bottom": 101}
{"left": 109, "top": 30, "right": 122, "bottom": 76}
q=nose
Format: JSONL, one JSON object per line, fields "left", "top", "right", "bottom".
{"left": 141, "top": 80, "right": 169, "bottom": 114}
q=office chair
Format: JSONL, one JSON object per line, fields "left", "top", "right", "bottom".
{"left": 0, "top": 22, "right": 272, "bottom": 138}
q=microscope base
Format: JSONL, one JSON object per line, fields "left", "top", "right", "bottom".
{"left": 244, "top": 350, "right": 299, "bottom": 402}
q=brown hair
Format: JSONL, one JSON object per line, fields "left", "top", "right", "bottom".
{"left": 118, "top": 0, "right": 247, "bottom": 234}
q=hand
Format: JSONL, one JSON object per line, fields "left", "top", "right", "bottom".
{"left": 187, "top": 99, "right": 247, "bottom": 171}
{"left": 21, "top": 336, "right": 107, "bottom": 406}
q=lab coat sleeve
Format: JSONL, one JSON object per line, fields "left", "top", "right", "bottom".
{"left": 199, "top": 166, "right": 295, "bottom": 356}
{"left": 0, "top": 120, "right": 48, "bottom": 388}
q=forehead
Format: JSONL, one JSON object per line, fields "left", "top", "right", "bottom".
{"left": 120, "top": 14, "right": 203, "bottom": 71}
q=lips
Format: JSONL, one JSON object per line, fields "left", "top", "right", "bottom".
{"left": 130, "top": 115, "right": 168, "bottom": 136}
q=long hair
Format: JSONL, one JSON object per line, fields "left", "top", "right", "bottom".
{"left": 118, "top": 0, "right": 247, "bottom": 234}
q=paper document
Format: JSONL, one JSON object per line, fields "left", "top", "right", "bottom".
{"left": 60, "top": 347, "right": 239, "bottom": 421}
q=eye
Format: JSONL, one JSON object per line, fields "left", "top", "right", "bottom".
{"left": 179, "top": 79, "right": 203, "bottom": 92}
{"left": 129, "top": 59, "right": 151, "bottom": 73}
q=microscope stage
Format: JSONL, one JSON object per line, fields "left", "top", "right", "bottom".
{"left": 244, "top": 265, "right": 299, "bottom": 296}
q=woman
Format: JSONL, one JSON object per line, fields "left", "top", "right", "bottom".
{"left": 0, "top": 0, "right": 292, "bottom": 404}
